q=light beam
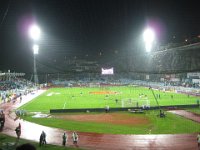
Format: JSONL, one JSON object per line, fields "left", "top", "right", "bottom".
{"left": 143, "top": 28, "right": 155, "bottom": 52}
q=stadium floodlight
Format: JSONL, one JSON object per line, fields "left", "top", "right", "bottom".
{"left": 33, "top": 44, "right": 39, "bottom": 54}
{"left": 28, "top": 24, "right": 40, "bottom": 84}
{"left": 29, "top": 25, "right": 41, "bottom": 40}
{"left": 143, "top": 28, "right": 155, "bottom": 52}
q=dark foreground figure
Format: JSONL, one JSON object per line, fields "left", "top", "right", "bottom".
{"left": 39, "top": 131, "right": 47, "bottom": 146}
{"left": 16, "top": 143, "right": 36, "bottom": 150}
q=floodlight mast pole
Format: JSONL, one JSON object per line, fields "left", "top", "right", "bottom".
{"left": 33, "top": 53, "right": 39, "bottom": 84}
{"left": 33, "top": 44, "right": 39, "bottom": 85}
{"left": 149, "top": 87, "right": 160, "bottom": 109}
{"left": 29, "top": 24, "right": 41, "bottom": 85}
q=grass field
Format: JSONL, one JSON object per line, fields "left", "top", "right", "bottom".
{"left": 22, "top": 110, "right": 200, "bottom": 134}
{"left": 20, "top": 86, "right": 198, "bottom": 113}
{"left": 18, "top": 86, "right": 200, "bottom": 135}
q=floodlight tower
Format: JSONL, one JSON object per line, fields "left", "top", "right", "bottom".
{"left": 143, "top": 27, "right": 161, "bottom": 111}
{"left": 29, "top": 24, "right": 41, "bottom": 84}
{"left": 33, "top": 44, "right": 39, "bottom": 84}
{"left": 143, "top": 28, "right": 155, "bottom": 52}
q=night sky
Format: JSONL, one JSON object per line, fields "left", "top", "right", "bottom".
{"left": 0, "top": 0, "right": 200, "bottom": 73}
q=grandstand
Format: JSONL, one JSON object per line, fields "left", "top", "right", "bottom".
{"left": 16, "top": 38, "right": 200, "bottom": 88}
{"left": 0, "top": 71, "right": 37, "bottom": 104}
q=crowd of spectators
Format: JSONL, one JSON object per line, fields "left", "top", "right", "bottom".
{"left": 0, "top": 77, "right": 36, "bottom": 104}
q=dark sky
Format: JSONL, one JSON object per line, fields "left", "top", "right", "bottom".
{"left": 0, "top": 0, "right": 200, "bottom": 73}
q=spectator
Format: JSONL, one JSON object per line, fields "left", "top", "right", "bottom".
{"left": 62, "top": 132, "right": 67, "bottom": 146}
{"left": 39, "top": 131, "right": 47, "bottom": 146}
{"left": 1, "top": 111, "right": 5, "bottom": 128}
{"left": 20, "top": 96, "right": 22, "bottom": 103}
{"left": 72, "top": 131, "right": 78, "bottom": 144}
{"left": 16, "top": 143, "right": 36, "bottom": 150}
{"left": 15, "top": 123, "right": 21, "bottom": 139}
{"left": 197, "top": 133, "right": 200, "bottom": 148}
{"left": 105, "top": 105, "right": 109, "bottom": 113}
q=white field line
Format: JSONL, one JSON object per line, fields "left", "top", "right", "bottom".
{"left": 15, "top": 90, "right": 46, "bottom": 108}
{"left": 63, "top": 101, "right": 67, "bottom": 109}
{"left": 47, "top": 92, "right": 53, "bottom": 96}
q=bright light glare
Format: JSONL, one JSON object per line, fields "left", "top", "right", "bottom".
{"left": 29, "top": 25, "right": 41, "bottom": 40}
{"left": 143, "top": 28, "right": 155, "bottom": 43}
{"left": 145, "top": 43, "right": 152, "bottom": 52}
{"left": 33, "top": 44, "right": 39, "bottom": 54}
{"left": 143, "top": 28, "right": 155, "bottom": 52}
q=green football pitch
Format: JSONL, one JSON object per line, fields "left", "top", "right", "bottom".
{"left": 20, "top": 86, "right": 198, "bottom": 112}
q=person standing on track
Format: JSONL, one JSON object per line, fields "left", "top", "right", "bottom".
{"left": 72, "top": 131, "right": 78, "bottom": 144}
{"left": 197, "top": 132, "right": 200, "bottom": 148}
{"left": 39, "top": 131, "right": 47, "bottom": 146}
{"left": 39, "top": 132, "right": 43, "bottom": 146}
{"left": 42, "top": 131, "right": 47, "bottom": 145}
{"left": 15, "top": 123, "right": 21, "bottom": 139}
{"left": 0, "top": 111, "right": 5, "bottom": 129}
{"left": 20, "top": 96, "right": 22, "bottom": 103}
{"left": 62, "top": 132, "right": 67, "bottom": 146}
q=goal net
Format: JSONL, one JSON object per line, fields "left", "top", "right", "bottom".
{"left": 89, "top": 83, "right": 100, "bottom": 88}
{"left": 121, "top": 98, "right": 150, "bottom": 108}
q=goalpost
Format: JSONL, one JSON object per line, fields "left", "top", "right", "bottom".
{"left": 89, "top": 83, "right": 100, "bottom": 88}
{"left": 121, "top": 98, "right": 150, "bottom": 108}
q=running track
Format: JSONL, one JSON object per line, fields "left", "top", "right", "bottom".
{"left": 0, "top": 90, "right": 199, "bottom": 150}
